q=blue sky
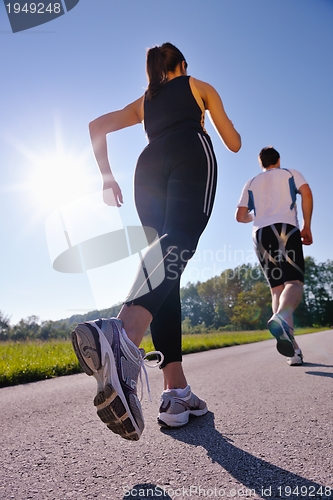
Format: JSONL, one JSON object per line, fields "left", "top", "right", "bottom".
{"left": 1, "top": 0, "right": 332, "bottom": 325}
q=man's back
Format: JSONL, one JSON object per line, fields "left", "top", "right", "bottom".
{"left": 239, "top": 167, "right": 307, "bottom": 231}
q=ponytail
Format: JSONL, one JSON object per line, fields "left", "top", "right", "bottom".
{"left": 146, "top": 42, "right": 188, "bottom": 99}
{"left": 146, "top": 46, "right": 167, "bottom": 99}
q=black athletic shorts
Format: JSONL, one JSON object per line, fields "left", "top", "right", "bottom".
{"left": 253, "top": 223, "right": 304, "bottom": 288}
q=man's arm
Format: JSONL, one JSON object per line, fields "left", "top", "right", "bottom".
{"left": 298, "top": 183, "right": 313, "bottom": 245}
{"left": 235, "top": 206, "right": 254, "bottom": 223}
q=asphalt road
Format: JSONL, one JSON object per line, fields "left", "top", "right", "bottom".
{"left": 1, "top": 330, "right": 332, "bottom": 500}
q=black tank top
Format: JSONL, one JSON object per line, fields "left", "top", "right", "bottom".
{"left": 144, "top": 76, "right": 205, "bottom": 142}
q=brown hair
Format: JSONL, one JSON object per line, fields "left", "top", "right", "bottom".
{"left": 146, "top": 42, "right": 188, "bottom": 99}
{"left": 259, "top": 147, "right": 280, "bottom": 169}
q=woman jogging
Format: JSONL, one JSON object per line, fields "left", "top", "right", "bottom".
{"left": 71, "top": 43, "right": 241, "bottom": 441}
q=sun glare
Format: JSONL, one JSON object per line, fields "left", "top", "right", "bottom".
{"left": 5, "top": 120, "right": 102, "bottom": 232}
{"left": 29, "top": 150, "right": 95, "bottom": 211}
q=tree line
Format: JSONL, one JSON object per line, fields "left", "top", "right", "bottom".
{"left": 181, "top": 257, "right": 333, "bottom": 331}
{"left": 0, "top": 256, "right": 332, "bottom": 341}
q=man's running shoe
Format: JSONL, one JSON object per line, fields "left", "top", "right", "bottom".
{"left": 287, "top": 349, "right": 304, "bottom": 366}
{"left": 267, "top": 313, "right": 295, "bottom": 357}
{"left": 71, "top": 317, "right": 146, "bottom": 441}
{"left": 157, "top": 385, "right": 208, "bottom": 428}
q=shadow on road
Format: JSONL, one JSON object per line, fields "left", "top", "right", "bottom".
{"left": 305, "top": 371, "right": 333, "bottom": 378}
{"left": 302, "top": 362, "right": 333, "bottom": 378}
{"left": 157, "top": 412, "right": 330, "bottom": 500}
{"left": 302, "top": 362, "right": 333, "bottom": 368}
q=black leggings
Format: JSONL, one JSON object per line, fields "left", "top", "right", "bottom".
{"left": 124, "top": 129, "right": 217, "bottom": 367}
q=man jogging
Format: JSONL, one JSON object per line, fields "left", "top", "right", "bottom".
{"left": 236, "top": 146, "right": 313, "bottom": 366}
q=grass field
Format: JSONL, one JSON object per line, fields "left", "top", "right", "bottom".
{"left": 0, "top": 328, "right": 323, "bottom": 388}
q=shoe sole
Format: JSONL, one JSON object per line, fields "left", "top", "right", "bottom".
{"left": 71, "top": 323, "right": 142, "bottom": 441}
{"left": 157, "top": 406, "right": 208, "bottom": 428}
{"left": 267, "top": 318, "right": 295, "bottom": 357}
{"left": 276, "top": 339, "right": 295, "bottom": 357}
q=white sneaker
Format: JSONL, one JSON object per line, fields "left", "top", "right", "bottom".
{"left": 157, "top": 385, "right": 208, "bottom": 428}
{"left": 287, "top": 349, "right": 304, "bottom": 366}
{"left": 71, "top": 317, "right": 162, "bottom": 441}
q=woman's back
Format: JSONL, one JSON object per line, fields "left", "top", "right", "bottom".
{"left": 144, "top": 75, "right": 205, "bottom": 142}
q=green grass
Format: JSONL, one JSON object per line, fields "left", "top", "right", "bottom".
{"left": 0, "top": 340, "right": 80, "bottom": 388}
{"left": 0, "top": 327, "right": 324, "bottom": 388}
{"left": 140, "top": 327, "right": 322, "bottom": 355}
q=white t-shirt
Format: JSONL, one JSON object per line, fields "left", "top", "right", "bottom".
{"left": 237, "top": 168, "right": 308, "bottom": 232}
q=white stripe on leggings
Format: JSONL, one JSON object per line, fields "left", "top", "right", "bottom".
{"left": 197, "top": 133, "right": 216, "bottom": 216}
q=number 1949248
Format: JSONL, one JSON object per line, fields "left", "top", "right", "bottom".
{"left": 277, "top": 485, "right": 332, "bottom": 497}
{"left": 6, "top": 3, "right": 62, "bottom": 14}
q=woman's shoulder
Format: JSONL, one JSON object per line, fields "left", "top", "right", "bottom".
{"left": 190, "top": 77, "right": 215, "bottom": 91}
{"left": 189, "top": 77, "right": 219, "bottom": 110}
{"left": 190, "top": 77, "right": 218, "bottom": 99}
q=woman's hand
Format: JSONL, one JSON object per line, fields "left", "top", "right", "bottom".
{"left": 102, "top": 178, "right": 123, "bottom": 207}
{"left": 89, "top": 95, "right": 144, "bottom": 208}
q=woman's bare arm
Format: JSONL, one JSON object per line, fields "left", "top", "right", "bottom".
{"left": 192, "top": 78, "right": 241, "bottom": 153}
{"left": 89, "top": 96, "right": 144, "bottom": 206}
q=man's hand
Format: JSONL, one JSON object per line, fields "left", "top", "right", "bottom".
{"left": 102, "top": 179, "right": 123, "bottom": 207}
{"left": 300, "top": 227, "right": 313, "bottom": 245}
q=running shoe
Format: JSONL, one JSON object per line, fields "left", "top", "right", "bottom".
{"left": 157, "top": 385, "right": 208, "bottom": 428}
{"left": 287, "top": 349, "right": 304, "bottom": 366}
{"left": 71, "top": 317, "right": 147, "bottom": 441}
{"left": 267, "top": 313, "right": 295, "bottom": 357}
